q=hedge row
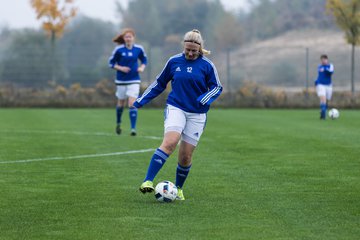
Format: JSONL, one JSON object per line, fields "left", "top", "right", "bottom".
{"left": 1, "top": 80, "right": 359, "bottom": 108}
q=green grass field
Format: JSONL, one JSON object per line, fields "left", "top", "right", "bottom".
{"left": 0, "top": 108, "right": 359, "bottom": 240}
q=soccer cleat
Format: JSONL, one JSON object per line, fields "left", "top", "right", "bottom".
{"left": 130, "top": 129, "right": 137, "bottom": 136}
{"left": 116, "top": 124, "right": 122, "bottom": 135}
{"left": 176, "top": 188, "right": 185, "bottom": 201}
{"left": 139, "top": 180, "right": 154, "bottom": 194}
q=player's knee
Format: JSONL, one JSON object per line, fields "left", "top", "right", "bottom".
{"left": 117, "top": 100, "right": 125, "bottom": 107}
{"left": 319, "top": 96, "right": 326, "bottom": 103}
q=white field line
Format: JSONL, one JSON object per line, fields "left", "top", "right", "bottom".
{"left": 0, "top": 148, "right": 155, "bottom": 164}
{"left": 0, "top": 130, "right": 162, "bottom": 140}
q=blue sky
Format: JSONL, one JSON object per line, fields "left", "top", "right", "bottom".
{"left": 0, "top": 0, "right": 248, "bottom": 29}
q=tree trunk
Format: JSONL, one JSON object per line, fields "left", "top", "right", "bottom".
{"left": 51, "top": 30, "right": 56, "bottom": 84}
{"left": 351, "top": 43, "right": 355, "bottom": 95}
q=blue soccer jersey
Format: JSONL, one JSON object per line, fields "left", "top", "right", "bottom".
{"left": 108, "top": 44, "right": 147, "bottom": 85}
{"left": 315, "top": 63, "right": 334, "bottom": 86}
{"left": 134, "top": 53, "right": 222, "bottom": 113}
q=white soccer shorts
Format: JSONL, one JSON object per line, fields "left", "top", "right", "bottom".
{"left": 115, "top": 84, "right": 140, "bottom": 99}
{"left": 316, "top": 84, "right": 332, "bottom": 100}
{"left": 164, "top": 105, "right": 207, "bottom": 146}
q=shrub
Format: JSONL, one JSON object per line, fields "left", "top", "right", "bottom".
{"left": 0, "top": 81, "right": 359, "bottom": 108}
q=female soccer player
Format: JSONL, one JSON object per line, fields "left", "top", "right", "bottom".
{"left": 315, "top": 54, "right": 334, "bottom": 120}
{"left": 134, "top": 29, "right": 222, "bottom": 200}
{"left": 109, "top": 28, "right": 147, "bottom": 135}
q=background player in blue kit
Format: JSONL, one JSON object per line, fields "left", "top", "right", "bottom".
{"left": 109, "top": 28, "right": 147, "bottom": 135}
{"left": 315, "top": 54, "right": 334, "bottom": 120}
{"left": 134, "top": 29, "right": 222, "bottom": 200}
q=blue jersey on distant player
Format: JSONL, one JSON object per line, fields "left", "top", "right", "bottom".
{"left": 134, "top": 53, "right": 222, "bottom": 113}
{"left": 315, "top": 63, "right": 334, "bottom": 86}
{"left": 108, "top": 44, "right": 147, "bottom": 85}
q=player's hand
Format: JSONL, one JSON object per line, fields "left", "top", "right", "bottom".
{"left": 115, "top": 65, "right": 130, "bottom": 73}
{"left": 121, "top": 66, "right": 131, "bottom": 73}
{"left": 137, "top": 66, "right": 145, "bottom": 73}
{"left": 319, "top": 67, "right": 324, "bottom": 72}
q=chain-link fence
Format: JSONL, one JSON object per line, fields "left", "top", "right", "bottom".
{"left": 0, "top": 38, "right": 359, "bottom": 107}
{"left": 216, "top": 45, "right": 360, "bottom": 93}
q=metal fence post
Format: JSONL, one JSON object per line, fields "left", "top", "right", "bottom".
{"left": 146, "top": 46, "right": 152, "bottom": 84}
{"left": 305, "top": 47, "right": 309, "bottom": 97}
{"left": 226, "top": 48, "right": 231, "bottom": 92}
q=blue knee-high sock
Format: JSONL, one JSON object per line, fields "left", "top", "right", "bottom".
{"left": 320, "top": 103, "right": 327, "bottom": 118}
{"left": 116, "top": 106, "right": 124, "bottom": 124}
{"left": 129, "top": 107, "right": 138, "bottom": 130}
{"left": 144, "top": 148, "right": 169, "bottom": 182}
{"left": 176, "top": 164, "right": 192, "bottom": 189}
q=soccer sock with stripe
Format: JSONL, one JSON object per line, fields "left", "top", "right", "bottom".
{"left": 129, "top": 107, "right": 138, "bottom": 130}
{"left": 176, "top": 164, "right": 192, "bottom": 189}
{"left": 116, "top": 106, "right": 124, "bottom": 125}
{"left": 144, "top": 148, "right": 169, "bottom": 182}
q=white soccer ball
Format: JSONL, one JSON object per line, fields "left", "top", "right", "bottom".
{"left": 154, "top": 181, "right": 178, "bottom": 203}
{"left": 328, "top": 108, "right": 340, "bottom": 119}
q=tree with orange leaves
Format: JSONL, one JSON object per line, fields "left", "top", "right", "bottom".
{"left": 30, "top": 0, "right": 77, "bottom": 83}
{"left": 327, "top": 0, "right": 360, "bottom": 95}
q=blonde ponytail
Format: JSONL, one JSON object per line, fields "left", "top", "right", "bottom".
{"left": 183, "top": 29, "right": 211, "bottom": 55}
